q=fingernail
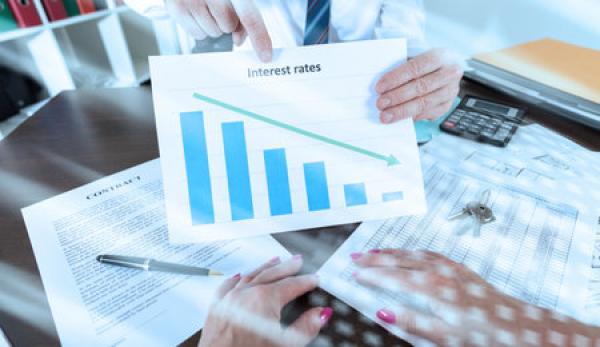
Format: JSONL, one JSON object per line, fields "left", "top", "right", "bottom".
{"left": 381, "top": 112, "right": 394, "bottom": 124}
{"left": 379, "top": 98, "right": 391, "bottom": 108}
{"left": 368, "top": 249, "right": 382, "bottom": 254}
{"left": 269, "top": 256, "right": 280, "bottom": 263}
{"left": 231, "top": 273, "right": 241, "bottom": 280}
{"left": 350, "top": 252, "right": 363, "bottom": 260}
{"left": 351, "top": 271, "right": 359, "bottom": 278}
{"left": 376, "top": 309, "right": 396, "bottom": 324}
{"left": 260, "top": 51, "right": 272, "bottom": 62}
{"left": 293, "top": 254, "right": 303, "bottom": 260}
{"left": 320, "top": 307, "right": 333, "bottom": 326}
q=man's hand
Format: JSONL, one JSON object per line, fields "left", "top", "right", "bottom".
{"left": 165, "top": 0, "right": 273, "bottom": 62}
{"left": 376, "top": 49, "right": 463, "bottom": 123}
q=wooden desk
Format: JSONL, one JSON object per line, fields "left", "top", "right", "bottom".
{"left": 0, "top": 81, "right": 598, "bottom": 346}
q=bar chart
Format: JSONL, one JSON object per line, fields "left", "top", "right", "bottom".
{"left": 151, "top": 39, "right": 427, "bottom": 241}
{"left": 180, "top": 109, "right": 406, "bottom": 226}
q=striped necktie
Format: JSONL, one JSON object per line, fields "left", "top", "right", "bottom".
{"left": 304, "top": 0, "right": 331, "bottom": 45}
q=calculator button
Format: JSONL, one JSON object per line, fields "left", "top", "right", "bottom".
{"left": 443, "top": 121, "right": 456, "bottom": 129}
{"left": 481, "top": 131, "right": 495, "bottom": 138}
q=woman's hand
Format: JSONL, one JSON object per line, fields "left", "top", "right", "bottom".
{"left": 165, "top": 0, "right": 273, "bottom": 61}
{"left": 352, "top": 249, "right": 598, "bottom": 346}
{"left": 376, "top": 49, "right": 463, "bottom": 123}
{"left": 198, "top": 255, "right": 332, "bottom": 347}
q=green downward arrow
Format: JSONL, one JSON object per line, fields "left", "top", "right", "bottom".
{"left": 192, "top": 93, "right": 400, "bottom": 166}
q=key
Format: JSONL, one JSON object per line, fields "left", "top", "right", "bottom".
{"left": 447, "top": 207, "right": 471, "bottom": 221}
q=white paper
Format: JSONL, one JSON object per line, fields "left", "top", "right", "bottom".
{"left": 423, "top": 125, "right": 600, "bottom": 323}
{"left": 318, "top": 163, "right": 596, "bottom": 344}
{"left": 149, "top": 40, "right": 426, "bottom": 242}
{"left": 422, "top": 124, "right": 600, "bottom": 194}
{"left": 21, "top": 159, "right": 290, "bottom": 347}
{"left": 0, "top": 327, "right": 10, "bottom": 347}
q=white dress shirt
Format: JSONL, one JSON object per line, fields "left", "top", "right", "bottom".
{"left": 126, "top": 0, "right": 428, "bottom": 56}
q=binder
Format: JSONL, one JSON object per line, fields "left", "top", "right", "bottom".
{"left": 76, "top": 0, "right": 95, "bottom": 14}
{"left": 473, "top": 39, "right": 600, "bottom": 105}
{"left": 92, "top": 0, "right": 106, "bottom": 10}
{"left": 42, "top": 0, "right": 67, "bottom": 21}
{"left": 0, "top": 0, "right": 18, "bottom": 32}
{"left": 467, "top": 39, "right": 600, "bottom": 129}
{"left": 7, "top": 0, "right": 42, "bottom": 28}
{"left": 63, "top": 0, "right": 79, "bottom": 16}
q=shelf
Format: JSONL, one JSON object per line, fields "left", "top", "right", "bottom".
{"left": 0, "top": 26, "right": 43, "bottom": 42}
{"left": 47, "top": 7, "right": 129, "bottom": 30}
{"left": 0, "top": 7, "right": 131, "bottom": 43}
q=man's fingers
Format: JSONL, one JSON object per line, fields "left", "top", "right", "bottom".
{"left": 376, "top": 306, "right": 453, "bottom": 346}
{"left": 380, "top": 83, "right": 460, "bottom": 124}
{"left": 189, "top": 3, "right": 223, "bottom": 38}
{"left": 166, "top": 1, "right": 207, "bottom": 40}
{"left": 377, "top": 64, "right": 463, "bottom": 111}
{"left": 251, "top": 255, "right": 303, "bottom": 285}
{"left": 205, "top": 0, "right": 239, "bottom": 33}
{"left": 231, "top": 0, "right": 272, "bottom": 61}
{"left": 232, "top": 26, "right": 247, "bottom": 46}
{"left": 216, "top": 273, "right": 241, "bottom": 299}
{"left": 376, "top": 49, "right": 447, "bottom": 94}
{"left": 414, "top": 99, "right": 455, "bottom": 121}
{"left": 284, "top": 306, "right": 331, "bottom": 347}
{"left": 272, "top": 274, "right": 319, "bottom": 306}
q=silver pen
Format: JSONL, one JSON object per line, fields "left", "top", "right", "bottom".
{"left": 96, "top": 254, "right": 224, "bottom": 276}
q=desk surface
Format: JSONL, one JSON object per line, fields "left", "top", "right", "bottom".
{"left": 0, "top": 80, "right": 598, "bottom": 347}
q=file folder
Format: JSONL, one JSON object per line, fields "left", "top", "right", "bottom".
{"left": 0, "top": 0, "right": 18, "bottom": 32}
{"left": 7, "top": 0, "right": 42, "bottom": 28}
{"left": 76, "top": 0, "right": 95, "bottom": 14}
{"left": 42, "top": 0, "right": 67, "bottom": 21}
{"left": 63, "top": 0, "right": 79, "bottom": 16}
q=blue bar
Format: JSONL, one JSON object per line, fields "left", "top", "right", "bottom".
{"left": 344, "top": 183, "right": 367, "bottom": 207}
{"left": 222, "top": 121, "right": 254, "bottom": 220}
{"left": 383, "top": 191, "right": 404, "bottom": 202}
{"left": 303, "top": 162, "right": 330, "bottom": 211}
{"left": 264, "top": 149, "right": 293, "bottom": 216}
{"left": 180, "top": 112, "right": 215, "bottom": 224}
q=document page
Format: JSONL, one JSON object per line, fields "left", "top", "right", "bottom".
{"left": 318, "top": 163, "right": 595, "bottom": 344}
{"left": 21, "top": 159, "right": 290, "bottom": 347}
{"left": 149, "top": 39, "right": 426, "bottom": 242}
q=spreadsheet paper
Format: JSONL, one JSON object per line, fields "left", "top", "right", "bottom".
{"left": 318, "top": 163, "right": 595, "bottom": 344}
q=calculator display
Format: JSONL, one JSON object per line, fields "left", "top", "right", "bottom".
{"left": 474, "top": 100, "right": 510, "bottom": 114}
{"left": 465, "top": 98, "right": 519, "bottom": 119}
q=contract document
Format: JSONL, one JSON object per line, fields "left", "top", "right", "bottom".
{"left": 21, "top": 159, "right": 290, "bottom": 347}
{"left": 318, "top": 163, "right": 595, "bottom": 344}
{"left": 149, "top": 39, "right": 426, "bottom": 242}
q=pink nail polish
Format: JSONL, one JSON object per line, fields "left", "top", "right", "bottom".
{"left": 231, "top": 273, "right": 241, "bottom": 280}
{"left": 350, "top": 252, "right": 363, "bottom": 260}
{"left": 269, "top": 256, "right": 280, "bottom": 263}
{"left": 368, "top": 249, "right": 382, "bottom": 254}
{"left": 320, "top": 307, "right": 333, "bottom": 326}
{"left": 293, "top": 254, "right": 303, "bottom": 260}
{"left": 376, "top": 309, "right": 396, "bottom": 324}
{"left": 351, "top": 271, "right": 359, "bottom": 278}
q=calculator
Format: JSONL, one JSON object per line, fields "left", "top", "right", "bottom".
{"left": 440, "top": 95, "right": 526, "bottom": 147}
